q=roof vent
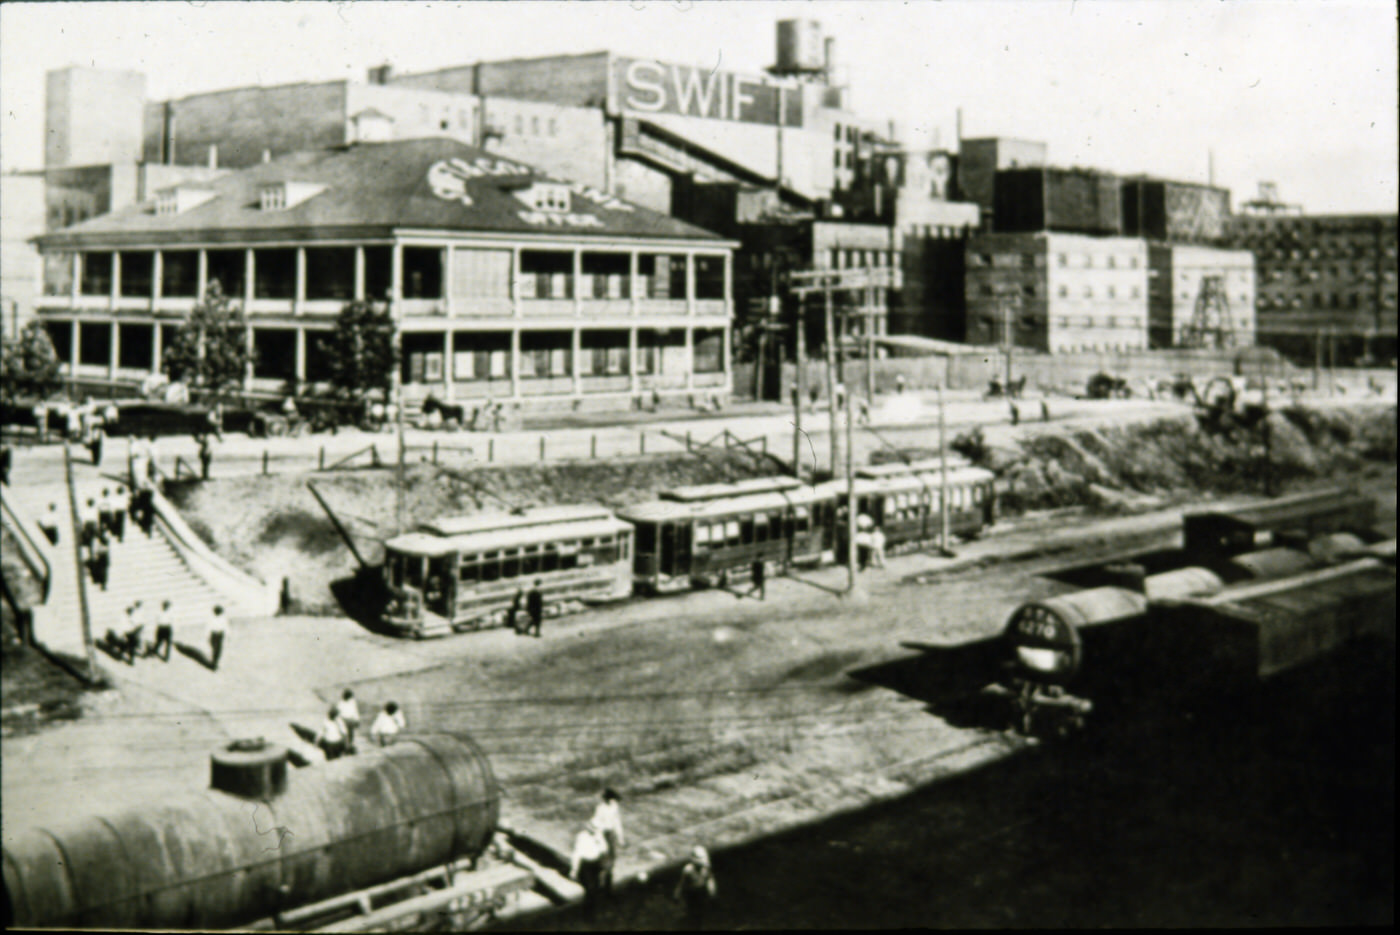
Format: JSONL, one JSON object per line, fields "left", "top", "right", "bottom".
{"left": 211, "top": 738, "right": 289, "bottom": 799}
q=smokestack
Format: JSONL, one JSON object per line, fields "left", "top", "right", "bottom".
{"left": 163, "top": 103, "right": 176, "bottom": 165}
{"left": 824, "top": 37, "right": 836, "bottom": 82}
{"left": 207, "top": 145, "right": 218, "bottom": 169}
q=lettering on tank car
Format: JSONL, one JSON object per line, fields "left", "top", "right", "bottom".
{"left": 1015, "top": 607, "right": 1064, "bottom": 642}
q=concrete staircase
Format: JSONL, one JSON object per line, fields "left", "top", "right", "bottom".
{"left": 10, "top": 481, "right": 266, "bottom": 659}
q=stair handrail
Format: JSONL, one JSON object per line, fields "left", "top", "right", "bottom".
{"left": 0, "top": 488, "right": 53, "bottom": 604}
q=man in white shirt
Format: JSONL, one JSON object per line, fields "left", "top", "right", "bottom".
{"left": 370, "top": 701, "right": 406, "bottom": 746}
{"left": 335, "top": 689, "right": 361, "bottom": 752}
{"left": 568, "top": 821, "right": 608, "bottom": 916}
{"left": 591, "top": 789, "right": 625, "bottom": 894}
{"left": 207, "top": 606, "right": 227, "bottom": 671}
{"left": 315, "top": 707, "right": 348, "bottom": 761}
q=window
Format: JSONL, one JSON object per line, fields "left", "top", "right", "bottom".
{"left": 1083, "top": 285, "right": 1093, "bottom": 299}
{"left": 694, "top": 256, "right": 725, "bottom": 300}
{"left": 402, "top": 247, "right": 444, "bottom": 299}
{"left": 514, "top": 115, "right": 523, "bottom": 135}
{"left": 259, "top": 186, "right": 286, "bottom": 211}
{"left": 80, "top": 252, "right": 112, "bottom": 296}
{"left": 305, "top": 247, "right": 356, "bottom": 300}
{"left": 520, "top": 250, "right": 573, "bottom": 299}
{"left": 254, "top": 248, "right": 296, "bottom": 299}
{"left": 1057, "top": 254, "right": 1068, "bottom": 267}
{"left": 1107, "top": 255, "right": 1116, "bottom": 269}
{"left": 205, "top": 249, "right": 246, "bottom": 297}
{"left": 693, "top": 329, "right": 725, "bottom": 373}
{"left": 1083, "top": 254, "right": 1093, "bottom": 269}
{"left": 548, "top": 118, "right": 558, "bottom": 136}
{"left": 531, "top": 116, "right": 540, "bottom": 136}
{"left": 1058, "top": 285, "right": 1069, "bottom": 298}
{"left": 1107, "top": 285, "right": 1116, "bottom": 299}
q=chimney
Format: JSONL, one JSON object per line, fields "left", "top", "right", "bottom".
{"left": 368, "top": 63, "right": 393, "bottom": 85}
{"left": 207, "top": 145, "right": 218, "bottom": 169}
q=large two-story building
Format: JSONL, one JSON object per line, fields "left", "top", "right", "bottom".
{"left": 32, "top": 139, "right": 736, "bottom": 410}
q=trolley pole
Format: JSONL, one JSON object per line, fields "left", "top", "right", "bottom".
{"left": 63, "top": 443, "right": 98, "bottom": 683}
{"left": 865, "top": 286, "right": 876, "bottom": 405}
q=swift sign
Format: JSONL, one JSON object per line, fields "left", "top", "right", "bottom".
{"left": 611, "top": 57, "right": 803, "bottom": 127}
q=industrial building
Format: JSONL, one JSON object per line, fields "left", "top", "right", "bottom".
{"left": 963, "top": 232, "right": 1149, "bottom": 353}
{"left": 1224, "top": 198, "right": 1397, "bottom": 365}
{"left": 1146, "top": 243, "right": 1256, "bottom": 350}
{"left": 31, "top": 139, "right": 736, "bottom": 410}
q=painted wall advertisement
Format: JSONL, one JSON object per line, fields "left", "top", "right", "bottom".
{"left": 611, "top": 57, "right": 803, "bottom": 127}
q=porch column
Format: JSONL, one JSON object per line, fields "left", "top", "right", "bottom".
{"left": 295, "top": 328, "right": 307, "bottom": 385}
{"left": 196, "top": 250, "right": 208, "bottom": 299}
{"left": 243, "top": 249, "right": 256, "bottom": 391}
{"left": 109, "top": 321, "right": 120, "bottom": 381}
{"left": 628, "top": 327, "right": 639, "bottom": 394}
{"left": 294, "top": 247, "right": 306, "bottom": 316}
{"left": 390, "top": 245, "right": 403, "bottom": 317}
{"left": 685, "top": 253, "right": 696, "bottom": 317}
{"left": 509, "top": 329, "right": 521, "bottom": 399}
{"left": 685, "top": 326, "right": 695, "bottom": 390}
{"left": 723, "top": 252, "right": 733, "bottom": 304}
{"left": 151, "top": 320, "right": 163, "bottom": 376}
{"left": 443, "top": 330, "right": 455, "bottom": 402}
{"left": 572, "top": 328, "right": 582, "bottom": 396}
{"left": 443, "top": 246, "right": 454, "bottom": 318}
{"left": 71, "top": 320, "right": 81, "bottom": 373}
{"left": 354, "top": 246, "right": 366, "bottom": 301}
{"left": 629, "top": 251, "right": 640, "bottom": 317}
{"left": 152, "top": 251, "right": 164, "bottom": 313}
{"left": 70, "top": 253, "right": 80, "bottom": 305}
{"left": 573, "top": 248, "right": 583, "bottom": 318}
{"left": 110, "top": 251, "right": 120, "bottom": 311}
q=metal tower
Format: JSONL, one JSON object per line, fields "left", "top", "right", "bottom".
{"left": 1181, "top": 274, "right": 1235, "bottom": 348}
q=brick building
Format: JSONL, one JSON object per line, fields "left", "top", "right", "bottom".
{"left": 1223, "top": 211, "right": 1397, "bottom": 365}
{"left": 31, "top": 139, "right": 735, "bottom": 410}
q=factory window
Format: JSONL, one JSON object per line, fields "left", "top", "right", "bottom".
{"left": 402, "top": 247, "right": 444, "bottom": 299}
{"left": 1058, "top": 285, "right": 1069, "bottom": 298}
{"left": 118, "top": 252, "right": 153, "bottom": 298}
{"left": 46, "top": 321, "right": 71, "bottom": 362}
{"left": 548, "top": 118, "right": 558, "bottom": 136}
{"left": 1083, "top": 254, "right": 1093, "bottom": 269}
{"left": 581, "top": 252, "right": 630, "bottom": 299}
{"left": 305, "top": 247, "right": 356, "bottom": 301}
{"left": 1057, "top": 254, "right": 1067, "bottom": 267}
{"left": 1107, "top": 286, "right": 1116, "bottom": 298}
{"left": 1131, "top": 286, "right": 1141, "bottom": 298}
{"left": 1106, "top": 315, "right": 1116, "bottom": 328}
{"left": 80, "top": 252, "right": 113, "bottom": 296}
{"left": 459, "top": 110, "right": 469, "bottom": 128}
{"left": 1022, "top": 253, "right": 1036, "bottom": 269}
{"left": 638, "top": 254, "right": 687, "bottom": 300}
{"left": 834, "top": 123, "right": 842, "bottom": 141}
{"left": 1129, "top": 256, "right": 1139, "bottom": 268}
{"left": 254, "top": 248, "right": 296, "bottom": 299}
{"left": 1023, "top": 284, "right": 1036, "bottom": 298}
{"left": 118, "top": 323, "right": 153, "bottom": 371}
{"left": 580, "top": 330, "right": 629, "bottom": 376}
{"left": 531, "top": 116, "right": 540, "bottom": 136}
{"left": 305, "top": 331, "right": 336, "bottom": 383}
{"left": 514, "top": 115, "right": 524, "bottom": 135}
{"left": 252, "top": 327, "right": 297, "bottom": 380}
{"left": 980, "top": 284, "right": 994, "bottom": 297}
{"left": 161, "top": 250, "right": 198, "bottom": 297}
{"left": 519, "top": 330, "right": 571, "bottom": 378}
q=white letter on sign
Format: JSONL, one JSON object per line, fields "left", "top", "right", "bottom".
{"left": 625, "top": 60, "right": 666, "bottom": 112}
{"left": 673, "top": 65, "right": 723, "bottom": 118}
{"left": 730, "top": 77, "right": 756, "bottom": 122}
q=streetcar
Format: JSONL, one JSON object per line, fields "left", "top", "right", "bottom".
{"left": 823, "top": 464, "right": 998, "bottom": 556}
{"left": 382, "top": 505, "right": 634, "bottom": 638}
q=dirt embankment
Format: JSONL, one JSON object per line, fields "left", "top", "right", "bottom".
{"left": 171, "top": 404, "right": 1396, "bottom": 613}
{"left": 961, "top": 402, "right": 1397, "bottom": 515}
{"left": 167, "top": 449, "right": 787, "bottom": 613}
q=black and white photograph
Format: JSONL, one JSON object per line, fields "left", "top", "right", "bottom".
{"left": 0, "top": 0, "right": 1394, "bottom": 929}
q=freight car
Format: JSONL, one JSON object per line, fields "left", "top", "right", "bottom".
{"left": 993, "top": 536, "right": 1382, "bottom": 735}
{"left": 1182, "top": 487, "right": 1377, "bottom": 560}
{"left": 2, "top": 733, "right": 501, "bottom": 931}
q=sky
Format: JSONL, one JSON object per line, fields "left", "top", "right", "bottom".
{"left": 1, "top": 0, "right": 1396, "bottom": 214}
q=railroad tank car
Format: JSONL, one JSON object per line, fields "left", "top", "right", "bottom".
{"left": 1182, "top": 487, "right": 1377, "bottom": 559}
{"left": 2, "top": 733, "right": 500, "bottom": 931}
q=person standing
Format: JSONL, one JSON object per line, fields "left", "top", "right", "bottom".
{"left": 673, "top": 845, "right": 718, "bottom": 929}
{"left": 1, "top": 444, "right": 11, "bottom": 486}
{"left": 88, "top": 425, "right": 105, "bottom": 466}
{"left": 370, "top": 701, "right": 405, "bottom": 746}
{"left": 751, "top": 559, "right": 766, "bottom": 600}
{"left": 525, "top": 580, "right": 544, "bottom": 638}
{"left": 152, "top": 600, "right": 174, "bottom": 661}
{"left": 98, "top": 488, "right": 116, "bottom": 539}
{"left": 130, "top": 435, "right": 149, "bottom": 491}
{"left": 33, "top": 402, "right": 48, "bottom": 443}
{"left": 568, "top": 821, "right": 608, "bottom": 917}
{"left": 871, "top": 524, "right": 887, "bottom": 569}
{"left": 335, "top": 689, "right": 361, "bottom": 752}
{"left": 207, "top": 605, "right": 226, "bottom": 670}
{"left": 121, "top": 603, "right": 145, "bottom": 665}
{"left": 198, "top": 435, "right": 214, "bottom": 480}
{"left": 315, "top": 707, "right": 349, "bottom": 761}
{"left": 1041, "top": 399, "right": 1051, "bottom": 423}
{"left": 146, "top": 435, "right": 162, "bottom": 489}
{"left": 90, "top": 534, "right": 110, "bottom": 591}
{"left": 111, "top": 486, "right": 128, "bottom": 541}
{"left": 507, "top": 588, "right": 524, "bottom": 635}
{"left": 895, "top": 373, "right": 906, "bottom": 395}
{"left": 38, "top": 503, "right": 60, "bottom": 545}
{"left": 79, "top": 498, "right": 99, "bottom": 554}
{"left": 591, "top": 789, "right": 625, "bottom": 895}
{"left": 1009, "top": 401, "right": 1020, "bottom": 426}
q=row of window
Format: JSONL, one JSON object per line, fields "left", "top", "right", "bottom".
{"left": 454, "top": 535, "right": 629, "bottom": 585}
{"left": 979, "top": 314, "right": 1148, "bottom": 331}
{"left": 873, "top": 485, "right": 985, "bottom": 521}
{"left": 970, "top": 252, "right": 1144, "bottom": 270}
{"left": 48, "top": 248, "right": 727, "bottom": 303}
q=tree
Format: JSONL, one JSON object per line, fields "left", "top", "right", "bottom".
{"left": 162, "top": 280, "right": 249, "bottom": 398}
{"left": 0, "top": 320, "right": 64, "bottom": 405}
{"left": 325, "top": 300, "right": 397, "bottom": 405}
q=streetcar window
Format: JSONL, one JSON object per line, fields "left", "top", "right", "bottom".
{"left": 725, "top": 520, "right": 741, "bottom": 545}
{"left": 459, "top": 557, "right": 479, "bottom": 583}
{"left": 740, "top": 517, "right": 755, "bottom": 545}
{"left": 754, "top": 513, "right": 770, "bottom": 542}
{"left": 794, "top": 506, "right": 811, "bottom": 533}
{"left": 387, "top": 553, "right": 404, "bottom": 588}
{"left": 480, "top": 551, "right": 500, "bottom": 582}
{"left": 559, "top": 542, "right": 579, "bottom": 570}
{"left": 406, "top": 556, "right": 425, "bottom": 588}
{"left": 634, "top": 523, "right": 656, "bottom": 556}
{"left": 522, "top": 545, "right": 540, "bottom": 575}
{"left": 502, "top": 548, "right": 520, "bottom": 579}
{"left": 542, "top": 545, "right": 560, "bottom": 572}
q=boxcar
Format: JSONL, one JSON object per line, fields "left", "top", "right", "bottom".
{"left": 618, "top": 485, "right": 832, "bottom": 592}
{"left": 382, "top": 506, "right": 634, "bottom": 638}
{"left": 1182, "top": 487, "right": 1377, "bottom": 559}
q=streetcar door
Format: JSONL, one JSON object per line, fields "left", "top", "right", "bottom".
{"left": 661, "top": 522, "right": 693, "bottom": 576}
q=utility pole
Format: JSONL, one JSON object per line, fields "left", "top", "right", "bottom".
{"left": 63, "top": 444, "right": 98, "bottom": 683}
{"left": 865, "top": 284, "right": 877, "bottom": 406}
{"left": 793, "top": 293, "right": 805, "bottom": 480}
{"left": 824, "top": 285, "right": 840, "bottom": 478}
{"left": 845, "top": 338, "right": 860, "bottom": 597}
{"left": 389, "top": 290, "right": 406, "bottom": 535}
{"left": 938, "top": 382, "right": 951, "bottom": 554}
{"left": 1000, "top": 290, "right": 1017, "bottom": 393}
